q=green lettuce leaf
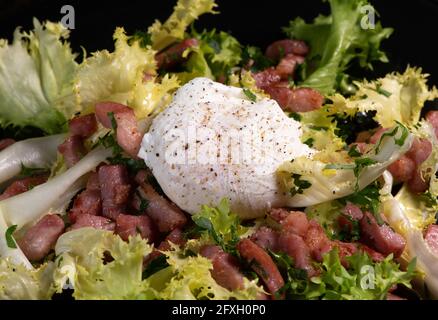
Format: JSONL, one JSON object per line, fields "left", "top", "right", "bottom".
{"left": 53, "top": 228, "right": 155, "bottom": 300}
{"left": 275, "top": 249, "right": 415, "bottom": 300}
{"left": 148, "top": 0, "right": 218, "bottom": 51}
{"left": 191, "top": 198, "right": 249, "bottom": 253}
{"left": 0, "top": 258, "right": 55, "bottom": 300}
{"left": 146, "top": 245, "right": 263, "bottom": 300}
{"left": 189, "top": 28, "right": 242, "bottom": 80}
{"left": 329, "top": 67, "right": 438, "bottom": 128}
{"left": 284, "top": 0, "right": 392, "bottom": 94}
{"left": 277, "top": 122, "right": 413, "bottom": 207}
{"left": 0, "top": 19, "right": 78, "bottom": 134}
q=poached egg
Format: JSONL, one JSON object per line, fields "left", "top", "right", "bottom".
{"left": 138, "top": 77, "right": 313, "bottom": 219}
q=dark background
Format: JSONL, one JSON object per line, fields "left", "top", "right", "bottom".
{"left": 1, "top": 0, "right": 438, "bottom": 84}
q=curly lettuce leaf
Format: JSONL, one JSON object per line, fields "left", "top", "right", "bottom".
{"left": 0, "top": 147, "right": 111, "bottom": 230}
{"left": 74, "top": 28, "right": 159, "bottom": 117}
{"left": 146, "top": 244, "right": 263, "bottom": 300}
{"left": 382, "top": 180, "right": 438, "bottom": 298}
{"left": 330, "top": 67, "right": 438, "bottom": 128}
{"left": 191, "top": 198, "right": 249, "bottom": 253}
{"left": 284, "top": 0, "right": 392, "bottom": 94}
{"left": 277, "top": 123, "right": 413, "bottom": 207}
{"left": 53, "top": 228, "right": 154, "bottom": 300}
{"left": 148, "top": 0, "right": 218, "bottom": 51}
{"left": 0, "top": 258, "right": 55, "bottom": 300}
{"left": 0, "top": 19, "right": 78, "bottom": 134}
{"left": 0, "top": 134, "right": 65, "bottom": 184}
{"left": 175, "top": 46, "right": 214, "bottom": 83}
{"left": 190, "top": 28, "right": 242, "bottom": 80}
{"left": 275, "top": 248, "right": 415, "bottom": 300}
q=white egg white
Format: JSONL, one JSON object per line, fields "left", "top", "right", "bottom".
{"left": 138, "top": 77, "right": 314, "bottom": 219}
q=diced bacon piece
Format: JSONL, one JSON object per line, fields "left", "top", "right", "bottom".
{"left": 359, "top": 211, "right": 406, "bottom": 257}
{"left": 426, "top": 110, "right": 438, "bottom": 139}
{"left": 387, "top": 293, "right": 406, "bottom": 300}
{"left": 200, "top": 245, "right": 245, "bottom": 291}
{"left": 138, "top": 184, "right": 187, "bottom": 233}
{"left": 264, "top": 85, "right": 324, "bottom": 112}
{"left": 69, "top": 214, "right": 115, "bottom": 231}
{"left": 281, "top": 211, "right": 309, "bottom": 237}
{"left": 0, "top": 138, "right": 15, "bottom": 151}
{"left": 369, "top": 127, "right": 387, "bottom": 144}
{"left": 265, "top": 39, "right": 309, "bottom": 61}
{"left": 144, "top": 228, "right": 186, "bottom": 265}
{"left": 0, "top": 175, "right": 48, "bottom": 200}
{"left": 115, "top": 214, "right": 157, "bottom": 243}
{"left": 95, "top": 102, "right": 142, "bottom": 158}
{"left": 405, "top": 138, "right": 432, "bottom": 166}
{"left": 68, "top": 189, "right": 102, "bottom": 223}
{"left": 98, "top": 165, "right": 131, "bottom": 220}
{"left": 269, "top": 208, "right": 290, "bottom": 223}
{"left": 275, "top": 54, "right": 304, "bottom": 80}
{"left": 237, "top": 239, "right": 284, "bottom": 298}
{"left": 359, "top": 244, "right": 385, "bottom": 262}
{"left": 349, "top": 142, "right": 369, "bottom": 154}
{"left": 424, "top": 224, "right": 438, "bottom": 256}
{"left": 18, "top": 215, "right": 65, "bottom": 261}
{"left": 250, "top": 226, "right": 279, "bottom": 251}
{"left": 338, "top": 203, "right": 363, "bottom": 234}
{"left": 333, "top": 241, "right": 358, "bottom": 268}
{"left": 278, "top": 232, "right": 316, "bottom": 276}
{"left": 252, "top": 68, "right": 281, "bottom": 89}
{"left": 57, "top": 135, "right": 86, "bottom": 168}
{"left": 304, "top": 220, "right": 333, "bottom": 262}
{"left": 68, "top": 113, "right": 97, "bottom": 138}
{"left": 407, "top": 169, "right": 430, "bottom": 194}
{"left": 356, "top": 130, "right": 373, "bottom": 143}
{"left": 86, "top": 172, "right": 100, "bottom": 190}
{"left": 155, "top": 38, "right": 199, "bottom": 69}
{"left": 387, "top": 156, "right": 416, "bottom": 182}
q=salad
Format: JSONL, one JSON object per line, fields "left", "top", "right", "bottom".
{"left": 0, "top": 0, "right": 437, "bottom": 300}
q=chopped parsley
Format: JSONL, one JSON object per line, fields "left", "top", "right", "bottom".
{"left": 340, "top": 182, "right": 383, "bottom": 225}
{"left": 303, "top": 137, "right": 315, "bottom": 147}
{"left": 19, "top": 164, "right": 48, "bottom": 177}
{"left": 373, "top": 83, "right": 392, "bottom": 97}
{"left": 242, "top": 88, "right": 257, "bottom": 102}
{"left": 290, "top": 174, "right": 312, "bottom": 196}
{"left": 347, "top": 144, "right": 362, "bottom": 157}
{"left": 142, "top": 255, "right": 169, "bottom": 280}
{"left": 288, "top": 112, "right": 302, "bottom": 122}
{"left": 5, "top": 225, "right": 18, "bottom": 249}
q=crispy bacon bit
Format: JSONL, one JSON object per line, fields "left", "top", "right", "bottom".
{"left": 424, "top": 224, "right": 438, "bottom": 256}
{"left": 359, "top": 211, "right": 406, "bottom": 258}
{"left": 69, "top": 114, "right": 97, "bottom": 138}
{"left": 115, "top": 214, "right": 157, "bottom": 243}
{"left": 98, "top": 165, "right": 131, "bottom": 220}
{"left": 18, "top": 215, "right": 65, "bottom": 261}
{"left": 237, "top": 238, "right": 284, "bottom": 298}
{"left": 387, "top": 156, "right": 416, "bottom": 183}
{"left": 275, "top": 54, "right": 305, "bottom": 80}
{"left": 0, "top": 175, "right": 48, "bottom": 200}
{"left": 250, "top": 226, "right": 279, "bottom": 251}
{"left": 69, "top": 214, "right": 115, "bottom": 231}
{"left": 200, "top": 245, "right": 245, "bottom": 291}
{"left": 0, "top": 138, "right": 15, "bottom": 151}
{"left": 304, "top": 220, "right": 333, "bottom": 262}
{"left": 155, "top": 38, "right": 199, "bottom": 69}
{"left": 58, "top": 135, "right": 86, "bottom": 168}
{"left": 426, "top": 110, "right": 438, "bottom": 139}
{"left": 265, "top": 39, "right": 309, "bottom": 61}
{"left": 95, "top": 102, "right": 142, "bottom": 158}
{"left": 138, "top": 183, "right": 187, "bottom": 233}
